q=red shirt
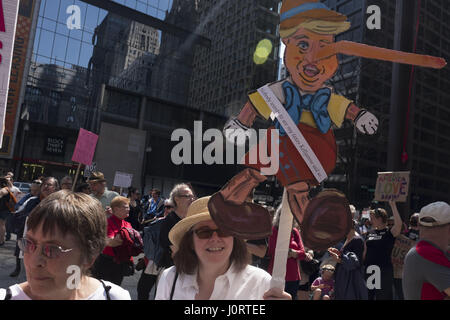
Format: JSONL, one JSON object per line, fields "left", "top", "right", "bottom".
{"left": 102, "top": 215, "right": 132, "bottom": 257}
{"left": 268, "top": 226, "right": 306, "bottom": 281}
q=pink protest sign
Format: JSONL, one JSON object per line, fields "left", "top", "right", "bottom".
{"left": 71, "top": 128, "right": 98, "bottom": 165}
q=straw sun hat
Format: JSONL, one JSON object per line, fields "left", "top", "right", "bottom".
{"left": 169, "top": 196, "right": 213, "bottom": 250}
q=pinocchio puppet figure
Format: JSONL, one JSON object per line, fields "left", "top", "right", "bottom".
{"left": 207, "top": 0, "right": 446, "bottom": 251}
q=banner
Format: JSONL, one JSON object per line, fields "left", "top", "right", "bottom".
{"left": 0, "top": 0, "right": 20, "bottom": 147}
{"left": 113, "top": 171, "right": 133, "bottom": 188}
{"left": 71, "top": 128, "right": 98, "bottom": 166}
{"left": 374, "top": 171, "right": 410, "bottom": 202}
{"left": 391, "top": 235, "right": 416, "bottom": 279}
{"left": 0, "top": 0, "right": 36, "bottom": 157}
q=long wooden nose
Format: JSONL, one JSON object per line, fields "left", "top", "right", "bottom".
{"left": 315, "top": 40, "right": 447, "bottom": 69}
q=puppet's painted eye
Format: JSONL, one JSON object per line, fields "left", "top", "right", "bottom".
{"left": 298, "top": 41, "right": 309, "bottom": 50}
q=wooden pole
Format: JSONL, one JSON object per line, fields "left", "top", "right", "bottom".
{"left": 72, "top": 163, "right": 82, "bottom": 191}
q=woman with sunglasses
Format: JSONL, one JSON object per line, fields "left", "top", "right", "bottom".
{"left": 155, "top": 196, "right": 291, "bottom": 300}
{"left": 0, "top": 190, "right": 130, "bottom": 300}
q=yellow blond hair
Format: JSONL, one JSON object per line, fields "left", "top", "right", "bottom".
{"left": 280, "top": 19, "right": 350, "bottom": 38}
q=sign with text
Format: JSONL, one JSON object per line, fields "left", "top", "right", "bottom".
{"left": 0, "top": 0, "right": 36, "bottom": 158}
{"left": 83, "top": 161, "right": 97, "bottom": 178}
{"left": 391, "top": 235, "right": 416, "bottom": 279}
{"left": 113, "top": 171, "right": 133, "bottom": 188}
{"left": 0, "top": 0, "right": 20, "bottom": 146}
{"left": 374, "top": 171, "right": 410, "bottom": 202}
{"left": 71, "top": 128, "right": 98, "bottom": 165}
{"left": 44, "top": 136, "right": 65, "bottom": 155}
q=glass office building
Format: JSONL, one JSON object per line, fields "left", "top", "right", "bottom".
{"left": 1, "top": 0, "right": 281, "bottom": 197}
{"left": 322, "top": 0, "right": 450, "bottom": 211}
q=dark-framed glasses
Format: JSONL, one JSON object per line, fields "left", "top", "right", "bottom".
{"left": 18, "top": 238, "right": 73, "bottom": 259}
{"left": 178, "top": 194, "right": 195, "bottom": 199}
{"left": 193, "top": 227, "right": 231, "bottom": 239}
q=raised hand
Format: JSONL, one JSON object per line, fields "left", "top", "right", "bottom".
{"left": 355, "top": 110, "right": 378, "bottom": 135}
{"left": 223, "top": 117, "right": 252, "bottom": 146}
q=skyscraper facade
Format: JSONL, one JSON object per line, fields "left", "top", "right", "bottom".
{"left": 321, "top": 0, "right": 450, "bottom": 210}
{"left": 188, "top": 0, "right": 281, "bottom": 117}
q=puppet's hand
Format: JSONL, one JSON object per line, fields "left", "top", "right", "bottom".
{"left": 355, "top": 110, "right": 378, "bottom": 135}
{"left": 223, "top": 118, "right": 251, "bottom": 146}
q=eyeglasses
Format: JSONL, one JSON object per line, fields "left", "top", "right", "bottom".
{"left": 164, "top": 206, "right": 173, "bottom": 209}
{"left": 18, "top": 238, "right": 73, "bottom": 259}
{"left": 193, "top": 228, "right": 231, "bottom": 239}
{"left": 178, "top": 194, "right": 195, "bottom": 199}
{"left": 42, "top": 182, "right": 55, "bottom": 188}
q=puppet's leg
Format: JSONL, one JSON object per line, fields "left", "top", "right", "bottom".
{"left": 208, "top": 168, "right": 272, "bottom": 239}
{"left": 286, "top": 181, "right": 310, "bottom": 224}
{"left": 219, "top": 167, "right": 267, "bottom": 204}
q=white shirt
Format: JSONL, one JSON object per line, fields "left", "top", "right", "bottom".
{"left": 155, "top": 264, "right": 272, "bottom": 300}
{"left": 0, "top": 281, "right": 131, "bottom": 300}
{"left": 10, "top": 186, "right": 21, "bottom": 197}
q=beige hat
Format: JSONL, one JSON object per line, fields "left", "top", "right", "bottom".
{"left": 169, "top": 196, "right": 212, "bottom": 249}
{"left": 87, "top": 171, "right": 106, "bottom": 183}
{"left": 419, "top": 201, "right": 450, "bottom": 227}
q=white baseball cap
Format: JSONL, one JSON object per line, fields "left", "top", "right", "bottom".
{"left": 419, "top": 202, "right": 450, "bottom": 227}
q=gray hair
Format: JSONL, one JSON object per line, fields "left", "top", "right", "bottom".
{"left": 61, "top": 176, "right": 73, "bottom": 184}
{"left": 169, "top": 183, "right": 192, "bottom": 208}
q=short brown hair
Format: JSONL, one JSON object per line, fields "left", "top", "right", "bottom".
{"left": 173, "top": 229, "right": 248, "bottom": 275}
{"left": 110, "top": 196, "right": 130, "bottom": 208}
{"left": 27, "top": 190, "right": 107, "bottom": 266}
{"left": 370, "top": 208, "right": 388, "bottom": 224}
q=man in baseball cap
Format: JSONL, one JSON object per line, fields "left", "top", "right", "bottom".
{"left": 403, "top": 201, "right": 450, "bottom": 300}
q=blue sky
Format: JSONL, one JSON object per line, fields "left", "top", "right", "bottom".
{"left": 32, "top": 0, "right": 173, "bottom": 69}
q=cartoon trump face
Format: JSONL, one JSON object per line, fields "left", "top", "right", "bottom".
{"left": 280, "top": 0, "right": 350, "bottom": 92}
{"left": 283, "top": 27, "right": 338, "bottom": 92}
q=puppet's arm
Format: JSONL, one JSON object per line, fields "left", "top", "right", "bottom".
{"left": 345, "top": 103, "right": 379, "bottom": 135}
{"left": 223, "top": 101, "right": 258, "bottom": 145}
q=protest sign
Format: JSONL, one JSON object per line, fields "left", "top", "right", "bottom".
{"left": 374, "top": 171, "right": 410, "bottom": 202}
{"left": 83, "top": 162, "right": 97, "bottom": 178}
{"left": 361, "top": 208, "right": 370, "bottom": 220}
{"left": 71, "top": 128, "right": 98, "bottom": 190}
{"left": 0, "top": 0, "right": 19, "bottom": 147}
{"left": 113, "top": 171, "right": 133, "bottom": 189}
{"left": 391, "top": 235, "right": 416, "bottom": 279}
{"left": 72, "top": 128, "right": 98, "bottom": 165}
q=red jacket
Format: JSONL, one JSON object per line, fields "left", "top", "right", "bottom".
{"left": 103, "top": 215, "right": 134, "bottom": 263}
{"left": 268, "top": 226, "right": 306, "bottom": 281}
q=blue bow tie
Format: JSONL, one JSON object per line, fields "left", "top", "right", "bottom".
{"left": 274, "top": 82, "right": 332, "bottom": 135}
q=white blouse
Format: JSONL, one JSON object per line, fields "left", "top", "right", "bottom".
{"left": 155, "top": 263, "right": 272, "bottom": 300}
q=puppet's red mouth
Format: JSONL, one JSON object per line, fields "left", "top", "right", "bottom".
{"left": 303, "top": 64, "right": 320, "bottom": 77}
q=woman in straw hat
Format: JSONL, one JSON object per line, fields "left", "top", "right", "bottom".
{"left": 155, "top": 196, "right": 291, "bottom": 300}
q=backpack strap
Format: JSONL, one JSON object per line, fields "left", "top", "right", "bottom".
{"left": 170, "top": 271, "right": 179, "bottom": 300}
{"left": 99, "top": 280, "right": 112, "bottom": 300}
{"left": 4, "top": 288, "right": 12, "bottom": 300}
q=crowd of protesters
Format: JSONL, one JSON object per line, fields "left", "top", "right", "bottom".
{"left": 0, "top": 171, "right": 448, "bottom": 300}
